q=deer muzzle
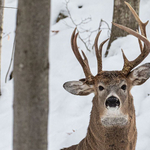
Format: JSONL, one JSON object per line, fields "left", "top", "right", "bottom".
{"left": 101, "top": 96, "right": 128, "bottom": 127}
{"left": 105, "top": 96, "right": 120, "bottom": 108}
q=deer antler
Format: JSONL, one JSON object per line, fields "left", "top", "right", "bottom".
{"left": 94, "top": 31, "right": 109, "bottom": 73}
{"left": 71, "top": 28, "right": 93, "bottom": 80}
{"left": 71, "top": 29, "right": 109, "bottom": 78}
{"left": 113, "top": 1, "right": 150, "bottom": 75}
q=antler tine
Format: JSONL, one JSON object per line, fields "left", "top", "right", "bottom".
{"left": 99, "top": 38, "right": 109, "bottom": 60}
{"left": 125, "top": 1, "right": 148, "bottom": 52}
{"left": 94, "top": 31, "right": 109, "bottom": 73}
{"left": 138, "top": 38, "right": 143, "bottom": 52}
{"left": 136, "top": 29, "right": 143, "bottom": 52}
{"left": 71, "top": 28, "right": 93, "bottom": 79}
{"left": 81, "top": 50, "right": 92, "bottom": 77}
{"left": 113, "top": 2, "right": 150, "bottom": 75}
{"left": 112, "top": 22, "right": 150, "bottom": 47}
{"left": 125, "top": 1, "right": 148, "bottom": 38}
{"left": 94, "top": 31, "right": 102, "bottom": 73}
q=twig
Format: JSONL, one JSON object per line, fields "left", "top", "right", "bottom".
{"left": 76, "top": 17, "right": 91, "bottom": 26}
{"left": 101, "top": 19, "right": 111, "bottom": 36}
{"left": 5, "top": 36, "right": 16, "bottom": 83}
{"left": 3, "top": 32, "right": 11, "bottom": 38}
{"left": 64, "top": 0, "right": 110, "bottom": 52}
{"left": 0, "top": 6, "right": 17, "bottom": 9}
{"left": 64, "top": 0, "right": 92, "bottom": 51}
{"left": 63, "top": 20, "right": 74, "bottom": 28}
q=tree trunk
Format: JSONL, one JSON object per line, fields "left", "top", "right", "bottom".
{"left": 13, "top": 0, "right": 50, "bottom": 150}
{"left": 105, "top": 0, "right": 140, "bottom": 57}
{"left": 0, "top": 0, "right": 5, "bottom": 95}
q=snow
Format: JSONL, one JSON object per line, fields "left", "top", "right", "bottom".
{"left": 0, "top": 0, "right": 150, "bottom": 150}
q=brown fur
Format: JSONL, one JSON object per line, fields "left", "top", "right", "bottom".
{"left": 62, "top": 72, "right": 138, "bottom": 150}
{"left": 62, "top": 97, "right": 137, "bottom": 150}
{"left": 62, "top": 2, "right": 150, "bottom": 147}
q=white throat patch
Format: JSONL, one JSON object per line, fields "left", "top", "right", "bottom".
{"left": 101, "top": 107, "right": 128, "bottom": 127}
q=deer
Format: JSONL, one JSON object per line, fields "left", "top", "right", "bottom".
{"left": 62, "top": 2, "right": 150, "bottom": 150}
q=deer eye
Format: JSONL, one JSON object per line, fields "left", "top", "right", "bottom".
{"left": 121, "top": 84, "right": 126, "bottom": 90}
{"left": 99, "top": 86, "right": 104, "bottom": 91}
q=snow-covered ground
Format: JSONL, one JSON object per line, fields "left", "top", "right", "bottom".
{"left": 0, "top": 0, "right": 150, "bottom": 150}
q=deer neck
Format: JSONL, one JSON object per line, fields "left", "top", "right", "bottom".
{"left": 84, "top": 95, "right": 137, "bottom": 150}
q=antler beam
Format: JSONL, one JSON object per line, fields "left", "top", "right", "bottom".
{"left": 113, "top": 1, "right": 150, "bottom": 75}
{"left": 71, "top": 28, "right": 93, "bottom": 80}
{"left": 94, "top": 31, "right": 109, "bottom": 73}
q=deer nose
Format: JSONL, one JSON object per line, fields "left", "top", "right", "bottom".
{"left": 105, "top": 96, "right": 120, "bottom": 108}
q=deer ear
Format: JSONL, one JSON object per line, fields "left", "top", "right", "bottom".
{"left": 128, "top": 63, "right": 150, "bottom": 86}
{"left": 63, "top": 81, "right": 94, "bottom": 96}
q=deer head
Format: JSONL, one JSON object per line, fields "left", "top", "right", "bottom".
{"left": 63, "top": 2, "right": 150, "bottom": 127}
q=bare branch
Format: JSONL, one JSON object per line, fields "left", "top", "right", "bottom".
{"left": 5, "top": 36, "right": 16, "bottom": 83}
{"left": 64, "top": 0, "right": 110, "bottom": 52}
{"left": 0, "top": 6, "right": 17, "bottom": 9}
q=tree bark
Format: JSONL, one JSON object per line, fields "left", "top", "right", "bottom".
{"left": 0, "top": 0, "right": 5, "bottom": 95}
{"left": 105, "top": 0, "right": 140, "bottom": 57}
{"left": 13, "top": 0, "right": 50, "bottom": 150}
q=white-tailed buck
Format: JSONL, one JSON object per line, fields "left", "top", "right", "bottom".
{"left": 62, "top": 2, "right": 150, "bottom": 150}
